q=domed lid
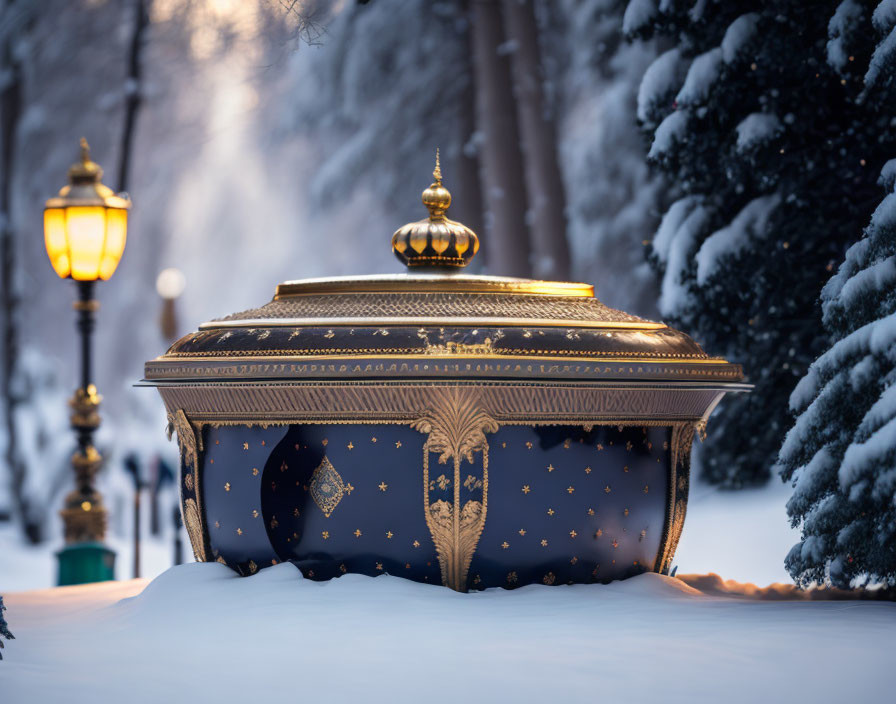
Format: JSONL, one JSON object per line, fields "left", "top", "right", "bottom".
{"left": 144, "top": 156, "right": 745, "bottom": 389}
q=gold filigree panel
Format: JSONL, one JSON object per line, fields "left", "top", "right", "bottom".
{"left": 412, "top": 387, "right": 498, "bottom": 591}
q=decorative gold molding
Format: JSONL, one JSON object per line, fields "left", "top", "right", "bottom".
{"left": 411, "top": 387, "right": 498, "bottom": 591}
{"left": 654, "top": 422, "right": 697, "bottom": 574}
{"left": 170, "top": 409, "right": 208, "bottom": 562}
{"left": 154, "top": 382, "right": 728, "bottom": 425}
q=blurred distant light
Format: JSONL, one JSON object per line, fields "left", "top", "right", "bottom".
{"left": 44, "top": 139, "right": 130, "bottom": 281}
{"left": 156, "top": 267, "right": 186, "bottom": 300}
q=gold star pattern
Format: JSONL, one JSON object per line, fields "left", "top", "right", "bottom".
{"left": 522, "top": 485, "right": 531, "bottom": 494}
{"left": 261, "top": 440, "right": 266, "bottom": 446}
{"left": 375, "top": 562, "right": 383, "bottom": 571}
{"left": 395, "top": 441, "right": 402, "bottom": 448}
{"left": 378, "top": 481, "right": 388, "bottom": 492}
{"left": 596, "top": 443, "right": 604, "bottom": 451}
{"left": 252, "top": 510, "right": 259, "bottom": 518}
{"left": 236, "top": 528, "right": 243, "bottom": 536}
{"left": 604, "top": 485, "right": 611, "bottom": 493}
{"left": 293, "top": 507, "right": 300, "bottom": 517}
{"left": 347, "top": 441, "right": 354, "bottom": 450}
{"left": 344, "top": 483, "right": 354, "bottom": 494}
{"left": 253, "top": 467, "right": 260, "bottom": 476}
{"left": 569, "top": 530, "right": 578, "bottom": 538}
{"left": 270, "top": 517, "right": 279, "bottom": 529}
{"left": 595, "top": 529, "right": 603, "bottom": 538}
{"left": 525, "top": 441, "right": 533, "bottom": 449}
{"left": 570, "top": 556, "right": 578, "bottom": 565}
{"left": 322, "top": 531, "right": 329, "bottom": 539}
{"left": 624, "top": 508, "right": 630, "bottom": 517}
{"left": 405, "top": 563, "right": 411, "bottom": 569}
{"left": 547, "top": 463, "right": 555, "bottom": 472}
{"left": 547, "top": 508, "right": 555, "bottom": 516}
{"left": 501, "top": 442, "right": 507, "bottom": 448}
{"left": 643, "top": 485, "right": 649, "bottom": 494}
{"left": 224, "top": 482, "right": 231, "bottom": 492}
{"left": 584, "top": 466, "right": 592, "bottom": 474}
{"left": 639, "top": 529, "right": 647, "bottom": 542}
{"left": 243, "top": 442, "right": 249, "bottom": 450}
{"left": 518, "top": 528, "right": 526, "bottom": 536}
{"left": 587, "top": 508, "right": 595, "bottom": 516}
{"left": 612, "top": 539, "right": 619, "bottom": 548}
{"left": 214, "top": 521, "right": 220, "bottom": 529}
{"left": 563, "top": 439, "right": 571, "bottom": 449}
{"left": 501, "top": 541, "right": 510, "bottom": 549}
{"left": 354, "top": 529, "right": 362, "bottom": 537}
{"left": 322, "top": 438, "right": 328, "bottom": 447}
{"left": 623, "top": 465, "right": 629, "bottom": 473}
{"left": 567, "top": 486, "right": 575, "bottom": 494}
{"left": 413, "top": 540, "right": 420, "bottom": 548}
{"left": 386, "top": 531, "right": 393, "bottom": 539}
{"left": 540, "top": 539, "right": 548, "bottom": 547}
{"left": 371, "top": 437, "right": 377, "bottom": 443}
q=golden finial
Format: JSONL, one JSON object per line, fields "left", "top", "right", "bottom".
{"left": 391, "top": 151, "right": 480, "bottom": 269}
{"left": 80, "top": 137, "right": 90, "bottom": 164}
{"left": 433, "top": 148, "right": 442, "bottom": 184}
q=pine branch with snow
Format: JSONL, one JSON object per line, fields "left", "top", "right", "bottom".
{"left": 0, "top": 595, "right": 14, "bottom": 659}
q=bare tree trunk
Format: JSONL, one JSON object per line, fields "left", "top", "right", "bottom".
{"left": 451, "top": 10, "right": 486, "bottom": 272}
{"left": 470, "top": 0, "right": 531, "bottom": 278}
{"left": 0, "top": 0, "right": 40, "bottom": 542}
{"left": 117, "top": 0, "right": 149, "bottom": 194}
{"left": 502, "top": 0, "right": 570, "bottom": 280}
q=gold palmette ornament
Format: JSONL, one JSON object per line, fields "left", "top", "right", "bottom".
{"left": 391, "top": 150, "right": 480, "bottom": 268}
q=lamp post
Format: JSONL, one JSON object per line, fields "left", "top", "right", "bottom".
{"left": 44, "top": 138, "right": 130, "bottom": 585}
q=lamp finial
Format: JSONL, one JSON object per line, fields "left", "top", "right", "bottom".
{"left": 69, "top": 137, "right": 102, "bottom": 184}
{"left": 433, "top": 148, "right": 442, "bottom": 185}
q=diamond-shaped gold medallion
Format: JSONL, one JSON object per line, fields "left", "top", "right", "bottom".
{"left": 310, "top": 455, "right": 345, "bottom": 518}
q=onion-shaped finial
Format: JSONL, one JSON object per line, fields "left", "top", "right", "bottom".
{"left": 391, "top": 150, "right": 479, "bottom": 269}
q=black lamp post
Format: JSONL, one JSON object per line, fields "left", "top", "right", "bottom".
{"left": 44, "top": 138, "right": 131, "bottom": 585}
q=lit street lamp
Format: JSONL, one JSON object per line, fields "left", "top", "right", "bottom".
{"left": 44, "top": 138, "right": 130, "bottom": 585}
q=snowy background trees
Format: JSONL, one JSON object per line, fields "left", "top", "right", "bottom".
{"left": 626, "top": 0, "right": 896, "bottom": 491}
{"left": 0, "top": 0, "right": 894, "bottom": 590}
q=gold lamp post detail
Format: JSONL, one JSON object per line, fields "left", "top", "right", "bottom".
{"left": 44, "top": 138, "right": 130, "bottom": 585}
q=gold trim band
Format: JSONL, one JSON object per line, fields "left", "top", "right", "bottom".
{"left": 274, "top": 274, "right": 595, "bottom": 298}
{"left": 199, "top": 317, "right": 665, "bottom": 331}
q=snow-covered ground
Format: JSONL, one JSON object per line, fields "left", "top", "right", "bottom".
{"left": 674, "top": 477, "right": 799, "bottom": 586}
{"left": 2, "top": 562, "right": 894, "bottom": 703}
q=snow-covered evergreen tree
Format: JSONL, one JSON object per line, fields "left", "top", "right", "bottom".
{"left": 777, "top": 159, "right": 896, "bottom": 588}
{"left": 0, "top": 595, "right": 13, "bottom": 659}
{"left": 626, "top": 0, "right": 896, "bottom": 486}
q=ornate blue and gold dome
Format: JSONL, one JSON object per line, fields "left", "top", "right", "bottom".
{"left": 144, "top": 157, "right": 747, "bottom": 592}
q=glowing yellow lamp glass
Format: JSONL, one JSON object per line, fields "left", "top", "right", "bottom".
{"left": 43, "top": 205, "right": 129, "bottom": 281}
{"left": 43, "top": 139, "right": 130, "bottom": 282}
